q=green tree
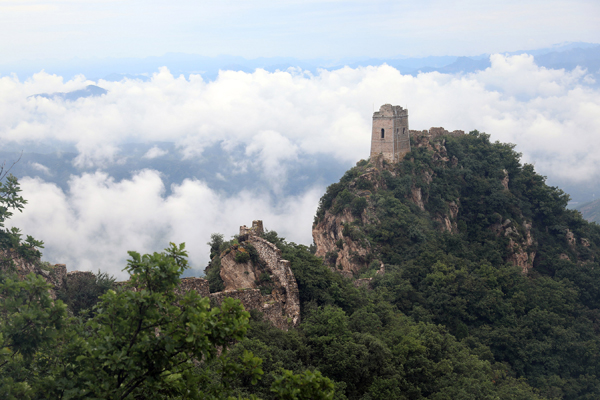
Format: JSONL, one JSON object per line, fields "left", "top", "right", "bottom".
{"left": 56, "top": 270, "right": 115, "bottom": 317}
{"left": 0, "top": 273, "right": 67, "bottom": 400}
{"left": 271, "top": 369, "right": 334, "bottom": 400}
{"left": 51, "top": 243, "right": 264, "bottom": 399}
{"left": 0, "top": 172, "right": 43, "bottom": 263}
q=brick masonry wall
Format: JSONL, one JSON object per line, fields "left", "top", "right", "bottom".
{"left": 178, "top": 277, "right": 210, "bottom": 297}
{"left": 247, "top": 236, "right": 301, "bottom": 327}
{"left": 371, "top": 117, "right": 396, "bottom": 162}
{"left": 209, "top": 288, "right": 264, "bottom": 311}
{"left": 371, "top": 104, "right": 410, "bottom": 163}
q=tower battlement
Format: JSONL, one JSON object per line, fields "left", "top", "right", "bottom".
{"left": 370, "top": 104, "right": 411, "bottom": 163}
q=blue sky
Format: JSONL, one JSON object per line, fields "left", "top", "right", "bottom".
{"left": 1, "top": 0, "right": 599, "bottom": 63}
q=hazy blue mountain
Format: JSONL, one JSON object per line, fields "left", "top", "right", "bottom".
{"left": 3, "top": 42, "right": 598, "bottom": 83}
{"left": 508, "top": 41, "right": 600, "bottom": 56}
{"left": 29, "top": 85, "right": 108, "bottom": 101}
{"left": 535, "top": 45, "right": 600, "bottom": 73}
{"left": 577, "top": 198, "right": 600, "bottom": 223}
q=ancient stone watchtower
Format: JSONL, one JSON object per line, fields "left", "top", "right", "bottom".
{"left": 370, "top": 104, "right": 410, "bottom": 163}
{"left": 240, "top": 220, "right": 264, "bottom": 237}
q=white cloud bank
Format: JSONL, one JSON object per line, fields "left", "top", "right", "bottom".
{"left": 3, "top": 54, "right": 600, "bottom": 276}
{"left": 11, "top": 171, "right": 323, "bottom": 279}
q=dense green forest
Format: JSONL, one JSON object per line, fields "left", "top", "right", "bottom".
{"left": 2, "top": 131, "right": 600, "bottom": 399}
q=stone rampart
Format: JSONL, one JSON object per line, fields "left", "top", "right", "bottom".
{"left": 177, "top": 277, "right": 210, "bottom": 297}
{"left": 209, "top": 288, "right": 264, "bottom": 311}
{"left": 240, "top": 220, "right": 264, "bottom": 237}
{"left": 6, "top": 219, "right": 300, "bottom": 331}
{"left": 247, "top": 235, "right": 300, "bottom": 327}
{"left": 410, "top": 127, "right": 465, "bottom": 140}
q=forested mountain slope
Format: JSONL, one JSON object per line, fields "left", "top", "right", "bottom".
{"left": 2, "top": 130, "right": 600, "bottom": 399}
{"left": 305, "top": 130, "right": 600, "bottom": 398}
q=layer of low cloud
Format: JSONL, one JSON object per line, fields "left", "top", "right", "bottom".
{"left": 2, "top": 54, "right": 598, "bottom": 181}
{"left": 10, "top": 171, "right": 323, "bottom": 279}
{"left": 3, "top": 54, "right": 600, "bottom": 276}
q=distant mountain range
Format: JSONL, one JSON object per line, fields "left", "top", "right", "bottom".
{"left": 3, "top": 42, "right": 598, "bottom": 82}
{"left": 577, "top": 198, "right": 600, "bottom": 224}
{"left": 29, "top": 85, "right": 108, "bottom": 101}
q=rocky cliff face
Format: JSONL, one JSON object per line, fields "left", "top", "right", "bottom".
{"left": 311, "top": 161, "right": 387, "bottom": 277}
{"left": 491, "top": 218, "right": 536, "bottom": 272}
{"left": 0, "top": 249, "right": 66, "bottom": 299}
{"left": 312, "top": 208, "right": 372, "bottom": 277}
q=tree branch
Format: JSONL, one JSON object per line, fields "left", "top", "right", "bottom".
{"left": 0, "top": 152, "right": 23, "bottom": 183}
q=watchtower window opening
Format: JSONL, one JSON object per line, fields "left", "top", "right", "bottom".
{"left": 403, "top": 127, "right": 406, "bottom": 136}
{"left": 381, "top": 128, "right": 385, "bottom": 139}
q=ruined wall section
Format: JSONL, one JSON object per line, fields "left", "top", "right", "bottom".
{"left": 246, "top": 235, "right": 300, "bottom": 326}
{"left": 177, "top": 277, "right": 210, "bottom": 297}
{"left": 240, "top": 220, "right": 264, "bottom": 237}
{"left": 0, "top": 249, "right": 66, "bottom": 299}
{"left": 210, "top": 222, "right": 301, "bottom": 329}
{"left": 209, "top": 288, "right": 265, "bottom": 317}
{"left": 10, "top": 218, "right": 299, "bottom": 331}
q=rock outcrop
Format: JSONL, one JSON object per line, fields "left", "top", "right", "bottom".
{"left": 312, "top": 207, "right": 371, "bottom": 277}
{"left": 435, "top": 200, "right": 460, "bottom": 233}
{"left": 211, "top": 220, "right": 301, "bottom": 330}
{"left": 490, "top": 217, "right": 536, "bottom": 273}
{"left": 314, "top": 127, "right": 549, "bottom": 276}
{"left": 220, "top": 252, "right": 257, "bottom": 291}
{"left": 0, "top": 249, "right": 66, "bottom": 299}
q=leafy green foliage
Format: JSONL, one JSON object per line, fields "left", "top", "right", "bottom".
{"left": 205, "top": 233, "right": 227, "bottom": 292}
{"left": 208, "top": 233, "right": 225, "bottom": 259}
{"left": 260, "top": 232, "right": 365, "bottom": 316}
{"left": 271, "top": 369, "right": 334, "bottom": 400}
{"left": 0, "top": 174, "right": 43, "bottom": 262}
{"left": 1, "top": 239, "right": 340, "bottom": 399}
{"left": 0, "top": 273, "right": 67, "bottom": 400}
{"left": 206, "top": 255, "right": 225, "bottom": 293}
{"left": 236, "top": 249, "right": 251, "bottom": 263}
{"left": 56, "top": 270, "right": 115, "bottom": 317}
{"left": 1, "top": 244, "right": 263, "bottom": 398}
